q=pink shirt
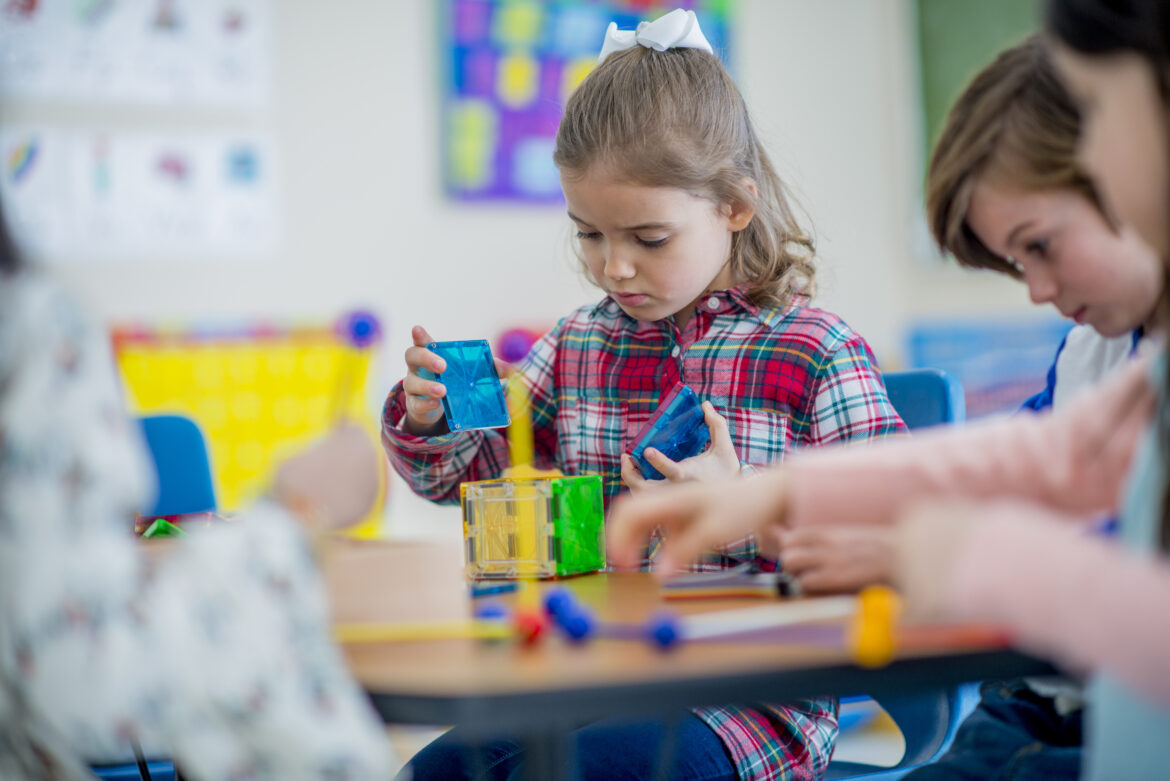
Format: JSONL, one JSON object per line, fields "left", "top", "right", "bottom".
{"left": 782, "top": 356, "right": 1170, "bottom": 704}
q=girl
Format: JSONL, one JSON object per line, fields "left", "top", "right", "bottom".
{"left": 0, "top": 207, "right": 396, "bottom": 777}
{"left": 608, "top": 4, "right": 1170, "bottom": 777}
{"left": 383, "top": 9, "right": 904, "bottom": 780}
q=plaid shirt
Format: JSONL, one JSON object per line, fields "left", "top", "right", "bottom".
{"left": 382, "top": 286, "right": 905, "bottom": 780}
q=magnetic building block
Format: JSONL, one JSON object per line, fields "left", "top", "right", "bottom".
{"left": 629, "top": 383, "right": 711, "bottom": 480}
{"left": 421, "top": 340, "right": 510, "bottom": 431}
{"left": 461, "top": 474, "right": 605, "bottom": 579}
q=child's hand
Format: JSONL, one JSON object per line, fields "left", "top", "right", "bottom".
{"left": 775, "top": 526, "right": 895, "bottom": 594}
{"left": 620, "top": 402, "right": 740, "bottom": 492}
{"left": 893, "top": 501, "right": 979, "bottom": 621}
{"left": 608, "top": 466, "right": 790, "bottom": 573}
{"left": 401, "top": 325, "right": 450, "bottom": 436}
{"left": 272, "top": 422, "right": 380, "bottom": 534}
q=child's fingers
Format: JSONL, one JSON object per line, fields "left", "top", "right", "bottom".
{"left": 402, "top": 373, "right": 446, "bottom": 400}
{"left": 702, "top": 402, "right": 733, "bottom": 451}
{"left": 405, "top": 345, "right": 446, "bottom": 376}
{"left": 411, "top": 325, "right": 436, "bottom": 348}
{"left": 643, "top": 447, "right": 685, "bottom": 481}
{"left": 494, "top": 358, "right": 513, "bottom": 377}
{"left": 622, "top": 453, "right": 658, "bottom": 493}
{"left": 607, "top": 483, "right": 708, "bottom": 567}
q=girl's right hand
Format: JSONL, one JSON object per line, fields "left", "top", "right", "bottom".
{"left": 401, "top": 325, "right": 450, "bottom": 436}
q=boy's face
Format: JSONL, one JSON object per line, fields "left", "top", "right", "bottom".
{"left": 561, "top": 166, "right": 752, "bottom": 330}
{"left": 967, "top": 181, "right": 1161, "bottom": 337}
{"left": 1052, "top": 44, "right": 1170, "bottom": 260}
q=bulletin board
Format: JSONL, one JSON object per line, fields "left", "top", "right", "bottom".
{"left": 441, "top": 0, "right": 734, "bottom": 203}
{"left": 113, "top": 316, "right": 385, "bottom": 538}
{"left": 915, "top": 0, "right": 1041, "bottom": 167}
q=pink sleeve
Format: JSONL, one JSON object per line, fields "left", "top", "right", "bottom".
{"left": 784, "top": 356, "right": 1155, "bottom": 529}
{"left": 947, "top": 506, "right": 1170, "bottom": 705}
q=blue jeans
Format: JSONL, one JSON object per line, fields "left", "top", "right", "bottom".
{"left": 904, "top": 679, "right": 1082, "bottom": 781}
{"left": 400, "top": 714, "right": 736, "bottom": 781}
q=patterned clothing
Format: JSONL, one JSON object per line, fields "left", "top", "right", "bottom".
{"left": 383, "top": 286, "right": 905, "bottom": 781}
{"left": 0, "top": 271, "right": 394, "bottom": 780}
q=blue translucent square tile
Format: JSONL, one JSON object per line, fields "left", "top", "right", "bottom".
{"left": 420, "top": 340, "right": 510, "bottom": 432}
{"left": 629, "top": 383, "right": 711, "bottom": 480}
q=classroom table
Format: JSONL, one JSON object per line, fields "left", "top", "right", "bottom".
{"left": 326, "top": 540, "right": 1056, "bottom": 780}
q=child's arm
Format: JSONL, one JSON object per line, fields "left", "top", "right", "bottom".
{"left": 608, "top": 354, "right": 1154, "bottom": 572}
{"left": 381, "top": 323, "right": 562, "bottom": 504}
{"left": 897, "top": 500, "right": 1170, "bottom": 706}
{"left": 784, "top": 354, "right": 1154, "bottom": 531}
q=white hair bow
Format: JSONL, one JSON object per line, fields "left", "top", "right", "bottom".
{"left": 598, "top": 8, "right": 713, "bottom": 64}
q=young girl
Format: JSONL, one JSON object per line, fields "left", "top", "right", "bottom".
{"left": 0, "top": 208, "right": 396, "bottom": 777}
{"left": 608, "top": 5, "right": 1170, "bottom": 777}
{"left": 383, "top": 9, "right": 904, "bottom": 780}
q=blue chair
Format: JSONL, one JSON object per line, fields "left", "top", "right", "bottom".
{"left": 139, "top": 414, "right": 217, "bottom": 517}
{"left": 825, "top": 368, "right": 978, "bottom": 780}
{"left": 92, "top": 415, "right": 214, "bottom": 781}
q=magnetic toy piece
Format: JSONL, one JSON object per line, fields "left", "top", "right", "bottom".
{"left": 420, "top": 339, "right": 510, "bottom": 431}
{"left": 629, "top": 383, "right": 711, "bottom": 479}
{"left": 461, "top": 474, "right": 605, "bottom": 579}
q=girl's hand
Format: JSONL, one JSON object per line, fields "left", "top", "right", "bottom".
{"left": 272, "top": 423, "right": 381, "bottom": 534}
{"left": 892, "top": 501, "right": 978, "bottom": 621}
{"left": 620, "top": 402, "right": 740, "bottom": 492}
{"left": 775, "top": 525, "right": 895, "bottom": 594}
{"left": 607, "top": 466, "right": 790, "bottom": 573}
{"left": 401, "top": 325, "right": 450, "bottom": 436}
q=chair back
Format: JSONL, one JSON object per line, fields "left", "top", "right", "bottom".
{"left": 139, "top": 414, "right": 217, "bottom": 516}
{"left": 883, "top": 368, "right": 966, "bottom": 429}
{"left": 827, "top": 368, "right": 975, "bottom": 780}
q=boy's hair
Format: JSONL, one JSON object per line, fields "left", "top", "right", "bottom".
{"left": 926, "top": 34, "right": 1102, "bottom": 277}
{"left": 553, "top": 46, "right": 815, "bottom": 310}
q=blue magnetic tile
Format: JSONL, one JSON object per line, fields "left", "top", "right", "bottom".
{"left": 420, "top": 339, "right": 510, "bottom": 431}
{"left": 629, "top": 383, "right": 710, "bottom": 480}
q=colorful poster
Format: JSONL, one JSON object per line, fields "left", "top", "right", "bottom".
{"left": 0, "top": 0, "right": 272, "bottom": 107}
{"left": 442, "top": 0, "right": 734, "bottom": 203}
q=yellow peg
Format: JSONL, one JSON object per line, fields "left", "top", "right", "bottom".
{"left": 848, "top": 585, "right": 902, "bottom": 668}
{"left": 505, "top": 376, "right": 538, "bottom": 478}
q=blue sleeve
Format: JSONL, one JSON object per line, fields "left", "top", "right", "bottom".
{"left": 1018, "top": 333, "right": 1068, "bottom": 413}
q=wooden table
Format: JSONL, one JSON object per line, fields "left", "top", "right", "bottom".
{"left": 326, "top": 541, "right": 1054, "bottom": 779}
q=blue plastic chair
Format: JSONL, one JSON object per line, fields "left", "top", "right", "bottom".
{"left": 825, "top": 368, "right": 979, "bottom": 780}
{"left": 139, "top": 414, "right": 217, "bottom": 517}
{"left": 92, "top": 415, "right": 215, "bottom": 781}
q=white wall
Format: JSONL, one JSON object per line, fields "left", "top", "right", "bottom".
{"left": 3, "top": 0, "right": 1035, "bottom": 538}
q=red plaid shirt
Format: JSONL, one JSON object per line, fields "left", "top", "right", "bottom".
{"left": 382, "top": 287, "right": 905, "bottom": 780}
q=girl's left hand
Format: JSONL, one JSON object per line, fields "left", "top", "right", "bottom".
{"left": 620, "top": 402, "right": 740, "bottom": 492}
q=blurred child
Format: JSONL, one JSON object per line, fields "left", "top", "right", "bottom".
{"left": 0, "top": 210, "right": 395, "bottom": 777}
{"left": 608, "top": 4, "right": 1170, "bottom": 775}
{"left": 384, "top": 9, "right": 904, "bottom": 780}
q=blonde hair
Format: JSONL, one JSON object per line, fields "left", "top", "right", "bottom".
{"left": 926, "top": 35, "right": 1104, "bottom": 277}
{"left": 554, "top": 46, "right": 815, "bottom": 309}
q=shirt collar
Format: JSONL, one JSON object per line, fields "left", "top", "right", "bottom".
{"left": 589, "top": 285, "right": 806, "bottom": 328}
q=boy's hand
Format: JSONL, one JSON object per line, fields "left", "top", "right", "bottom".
{"left": 401, "top": 325, "right": 450, "bottom": 436}
{"left": 620, "top": 402, "right": 740, "bottom": 492}
{"left": 775, "top": 525, "right": 895, "bottom": 594}
{"left": 272, "top": 423, "right": 380, "bottom": 533}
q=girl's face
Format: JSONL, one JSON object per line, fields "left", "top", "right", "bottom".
{"left": 967, "top": 181, "right": 1161, "bottom": 337}
{"left": 1052, "top": 44, "right": 1170, "bottom": 259}
{"left": 561, "top": 166, "right": 752, "bottom": 330}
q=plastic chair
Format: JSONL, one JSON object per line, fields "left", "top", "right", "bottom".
{"left": 825, "top": 368, "right": 978, "bottom": 780}
{"left": 139, "top": 414, "right": 217, "bottom": 517}
{"left": 92, "top": 415, "right": 214, "bottom": 781}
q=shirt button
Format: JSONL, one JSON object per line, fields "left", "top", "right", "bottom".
{"left": 671, "top": 345, "right": 681, "bottom": 358}
{"left": 706, "top": 296, "right": 720, "bottom": 310}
